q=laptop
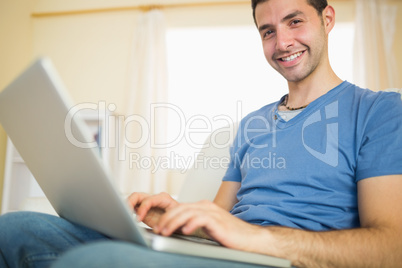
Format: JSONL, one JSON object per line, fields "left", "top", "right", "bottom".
{"left": 0, "top": 58, "right": 291, "bottom": 267}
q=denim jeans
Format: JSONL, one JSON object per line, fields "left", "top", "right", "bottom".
{"left": 0, "top": 211, "right": 272, "bottom": 268}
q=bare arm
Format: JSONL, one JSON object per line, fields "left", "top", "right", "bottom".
{"left": 242, "top": 175, "right": 402, "bottom": 268}
{"left": 213, "top": 181, "right": 240, "bottom": 211}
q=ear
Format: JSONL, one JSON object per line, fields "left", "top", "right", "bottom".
{"left": 322, "top": 5, "right": 336, "bottom": 34}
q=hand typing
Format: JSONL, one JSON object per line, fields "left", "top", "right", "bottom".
{"left": 127, "top": 192, "right": 179, "bottom": 229}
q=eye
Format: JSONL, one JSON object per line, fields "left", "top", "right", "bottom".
{"left": 291, "top": 19, "right": 302, "bottom": 25}
{"left": 263, "top": 29, "right": 275, "bottom": 39}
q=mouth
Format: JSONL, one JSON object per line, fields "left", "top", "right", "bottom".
{"left": 279, "top": 51, "right": 304, "bottom": 62}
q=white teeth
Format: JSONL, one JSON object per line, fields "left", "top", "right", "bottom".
{"left": 281, "top": 52, "right": 302, "bottom": 62}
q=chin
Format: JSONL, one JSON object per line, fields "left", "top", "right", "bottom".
{"left": 280, "top": 65, "right": 316, "bottom": 83}
{"left": 280, "top": 73, "right": 307, "bottom": 83}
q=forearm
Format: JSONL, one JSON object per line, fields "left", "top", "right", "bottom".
{"left": 252, "top": 225, "right": 402, "bottom": 268}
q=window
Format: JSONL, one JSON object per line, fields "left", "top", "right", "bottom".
{"left": 165, "top": 22, "right": 355, "bottom": 169}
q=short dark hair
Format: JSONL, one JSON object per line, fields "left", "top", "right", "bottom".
{"left": 251, "top": 0, "right": 328, "bottom": 26}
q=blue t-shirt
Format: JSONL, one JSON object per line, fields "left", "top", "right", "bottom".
{"left": 223, "top": 81, "right": 402, "bottom": 231}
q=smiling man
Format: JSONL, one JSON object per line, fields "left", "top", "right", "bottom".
{"left": 1, "top": 0, "right": 402, "bottom": 268}
{"left": 257, "top": 0, "right": 341, "bottom": 109}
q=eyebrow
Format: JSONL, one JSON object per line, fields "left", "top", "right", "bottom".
{"left": 258, "top": 10, "right": 304, "bottom": 33}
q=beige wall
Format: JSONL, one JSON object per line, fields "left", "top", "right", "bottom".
{"left": 0, "top": 0, "right": 401, "bottom": 210}
{"left": 0, "top": 0, "right": 34, "bottom": 211}
{"left": 29, "top": 2, "right": 257, "bottom": 115}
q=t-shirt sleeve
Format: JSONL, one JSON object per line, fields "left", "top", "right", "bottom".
{"left": 222, "top": 144, "right": 242, "bottom": 182}
{"left": 222, "top": 122, "right": 243, "bottom": 182}
{"left": 356, "top": 92, "right": 402, "bottom": 181}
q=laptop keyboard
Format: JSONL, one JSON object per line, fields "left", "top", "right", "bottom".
{"left": 144, "top": 228, "right": 220, "bottom": 246}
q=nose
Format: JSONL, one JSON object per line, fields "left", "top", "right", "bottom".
{"left": 275, "top": 28, "right": 294, "bottom": 51}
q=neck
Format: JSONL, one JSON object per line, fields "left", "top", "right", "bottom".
{"left": 285, "top": 64, "right": 343, "bottom": 109}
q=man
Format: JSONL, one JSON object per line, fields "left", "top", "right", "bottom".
{"left": 1, "top": 0, "right": 402, "bottom": 267}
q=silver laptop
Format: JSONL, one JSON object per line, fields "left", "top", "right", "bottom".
{"left": 0, "top": 58, "right": 290, "bottom": 267}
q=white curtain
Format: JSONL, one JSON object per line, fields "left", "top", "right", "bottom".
{"left": 115, "top": 9, "right": 169, "bottom": 195}
{"left": 353, "top": 0, "right": 398, "bottom": 91}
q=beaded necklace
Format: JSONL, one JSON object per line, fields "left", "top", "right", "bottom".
{"left": 282, "top": 95, "right": 310, "bottom": 111}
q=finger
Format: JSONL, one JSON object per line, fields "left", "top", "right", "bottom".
{"left": 136, "top": 193, "right": 178, "bottom": 221}
{"left": 177, "top": 205, "right": 224, "bottom": 237}
{"left": 156, "top": 206, "right": 200, "bottom": 236}
{"left": 156, "top": 202, "right": 213, "bottom": 236}
{"left": 157, "top": 201, "right": 239, "bottom": 246}
{"left": 180, "top": 216, "right": 212, "bottom": 236}
{"left": 141, "top": 207, "right": 165, "bottom": 227}
{"left": 127, "top": 192, "right": 156, "bottom": 221}
{"left": 127, "top": 192, "right": 149, "bottom": 211}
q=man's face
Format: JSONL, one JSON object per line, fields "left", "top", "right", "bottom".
{"left": 255, "top": 0, "right": 328, "bottom": 83}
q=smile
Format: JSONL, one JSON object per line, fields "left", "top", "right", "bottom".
{"left": 280, "top": 51, "right": 303, "bottom": 62}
